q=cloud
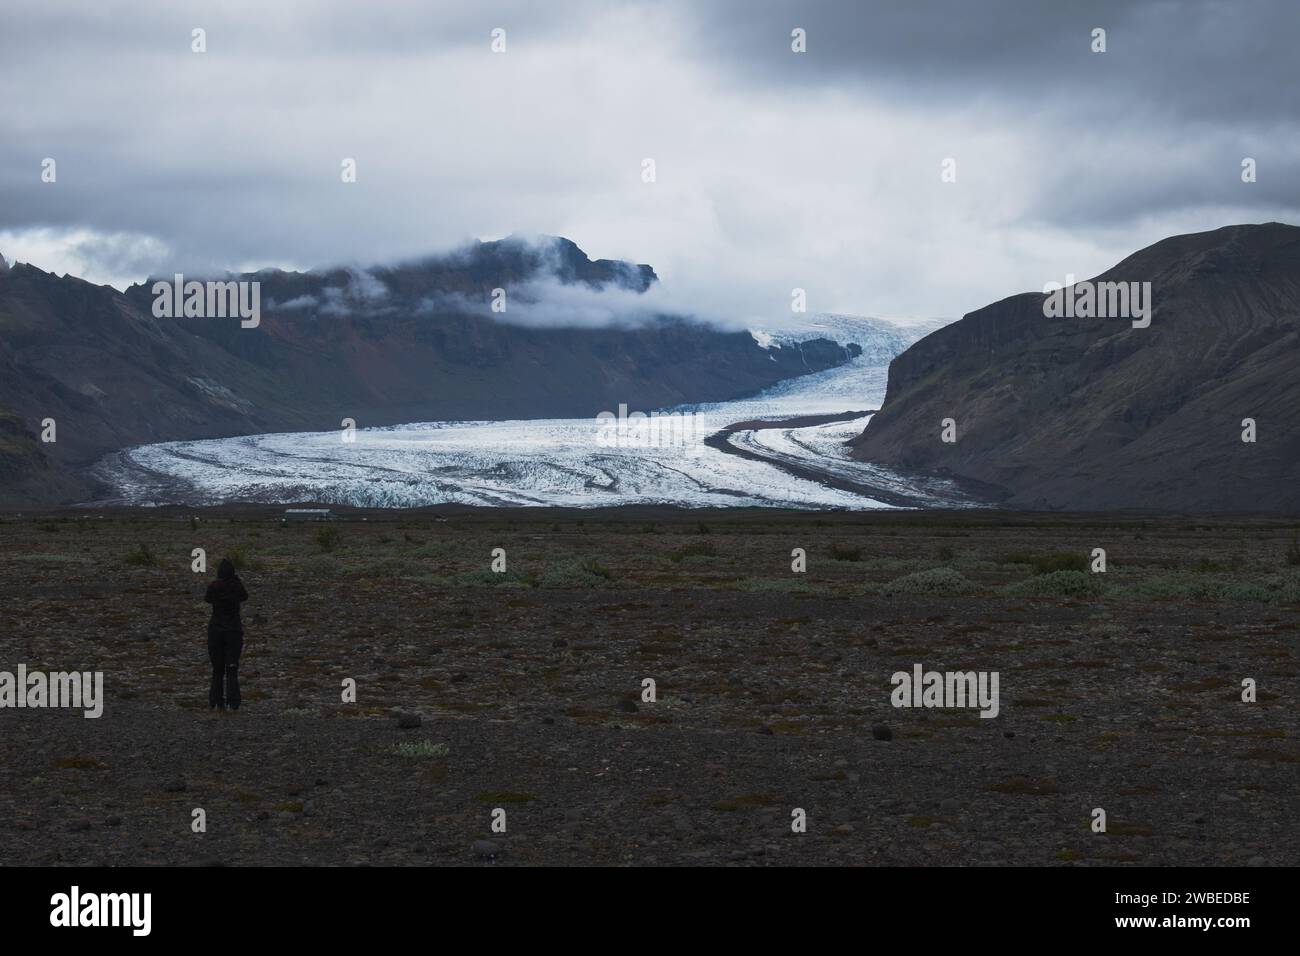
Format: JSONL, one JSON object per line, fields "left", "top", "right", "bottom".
{"left": 272, "top": 294, "right": 319, "bottom": 310}
{"left": 690, "top": 0, "right": 1300, "bottom": 127}
{"left": 1, "top": 0, "right": 1297, "bottom": 320}
{"left": 0, "top": 227, "right": 170, "bottom": 287}
{"left": 408, "top": 279, "right": 659, "bottom": 328}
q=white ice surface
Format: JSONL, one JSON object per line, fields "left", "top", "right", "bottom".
{"left": 99, "top": 337, "right": 960, "bottom": 509}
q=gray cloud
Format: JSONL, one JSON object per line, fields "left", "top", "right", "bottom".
{"left": 692, "top": 0, "right": 1299, "bottom": 126}
{"left": 410, "top": 278, "right": 677, "bottom": 329}
{"left": 1, "top": 0, "right": 1297, "bottom": 320}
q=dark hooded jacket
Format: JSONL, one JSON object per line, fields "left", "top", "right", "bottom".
{"left": 204, "top": 558, "right": 248, "bottom": 632}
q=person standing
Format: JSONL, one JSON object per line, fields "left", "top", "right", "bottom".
{"left": 204, "top": 558, "right": 249, "bottom": 710}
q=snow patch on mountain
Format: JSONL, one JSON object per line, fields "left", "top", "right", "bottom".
{"left": 749, "top": 313, "right": 944, "bottom": 366}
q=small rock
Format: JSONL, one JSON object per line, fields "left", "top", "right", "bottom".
{"left": 163, "top": 779, "right": 187, "bottom": 793}
{"left": 472, "top": 839, "right": 503, "bottom": 859}
{"left": 450, "top": 673, "right": 469, "bottom": 684}
{"left": 616, "top": 699, "right": 638, "bottom": 714}
{"left": 755, "top": 725, "right": 774, "bottom": 735}
{"left": 104, "top": 815, "right": 122, "bottom": 827}
{"left": 871, "top": 724, "right": 893, "bottom": 741}
{"left": 396, "top": 712, "right": 422, "bottom": 729}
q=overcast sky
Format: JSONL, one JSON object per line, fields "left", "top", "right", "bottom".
{"left": 2, "top": 0, "right": 1297, "bottom": 327}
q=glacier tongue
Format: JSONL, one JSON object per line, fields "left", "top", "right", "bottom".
{"left": 97, "top": 316, "right": 963, "bottom": 510}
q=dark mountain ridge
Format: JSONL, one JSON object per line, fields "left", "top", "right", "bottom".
{"left": 850, "top": 222, "right": 1300, "bottom": 511}
{"left": 0, "top": 236, "right": 858, "bottom": 506}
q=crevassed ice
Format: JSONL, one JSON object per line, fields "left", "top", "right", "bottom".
{"left": 100, "top": 351, "right": 940, "bottom": 509}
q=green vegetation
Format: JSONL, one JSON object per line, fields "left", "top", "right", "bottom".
{"left": 315, "top": 524, "right": 342, "bottom": 552}
{"left": 1001, "top": 550, "right": 1089, "bottom": 574}
{"left": 729, "top": 577, "right": 823, "bottom": 594}
{"left": 880, "top": 567, "right": 974, "bottom": 597}
{"left": 474, "top": 790, "right": 535, "bottom": 803}
{"left": 225, "top": 546, "right": 267, "bottom": 572}
{"left": 713, "top": 793, "right": 776, "bottom": 811}
{"left": 1107, "top": 570, "right": 1300, "bottom": 605}
{"left": 1002, "top": 570, "right": 1102, "bottom": 599}
{"left": 827, "top": 542, "right": 863, "bottom": 562}
{"left": 123, "top": 542, "right": 162, "bottom": 568}
{"left": 539, "top": 557, "right": 614, "bottom": 588}
{"left": 51, "top": 755, "right": 105, "bottom": 770}
{"left": 392, "top": 740, "right": 450, "bottom": 759}
{"left": 668, "top": 539, "right": 718, "bottom": 563}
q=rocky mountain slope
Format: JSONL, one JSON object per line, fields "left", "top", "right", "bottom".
{"left": 0, "top": 237, "right": 858, "bottom": 506}
{"left": 849, "top": 223, "right": 1300, "bottom": 511}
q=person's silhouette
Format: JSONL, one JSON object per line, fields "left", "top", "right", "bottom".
{"left": 204, "top": 558, "right": 249, "bottom": 711}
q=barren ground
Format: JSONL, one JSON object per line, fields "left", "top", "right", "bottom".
{"left": 2, "top": 507, "right": 1297, "bottom": 866}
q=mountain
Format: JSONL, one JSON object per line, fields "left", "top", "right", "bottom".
{"left": 0, "top": 236, "right": 859, "bottom": 506}
{"left": 849, "top": 222, "right": 1300, "bottom": 511}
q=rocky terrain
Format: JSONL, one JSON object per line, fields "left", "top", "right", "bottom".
{"left": 0, "top": 237, "right": 860, "bottom": 506}
{"left": 851, "top": 222, "right": 1300, "bottom": 511}
{"left": 2, "top": 508, "right": 1296, "bottom": 866}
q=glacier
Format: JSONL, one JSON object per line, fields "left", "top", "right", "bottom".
{"left": 94, "top": 316, "right": 977, "bottom": 510}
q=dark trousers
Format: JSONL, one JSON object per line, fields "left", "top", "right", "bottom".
{"left": 208, "top": 628, "right": 244, "bottom": 710}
